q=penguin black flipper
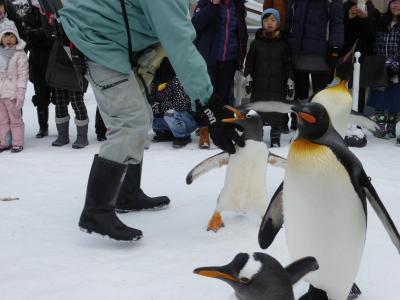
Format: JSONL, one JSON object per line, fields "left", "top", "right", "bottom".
{"left": 267, "top": 152, "right": 286, "bottom": 168}
{"left": 186, "top": 151, "right": 230, "bottom": 185}
{"left": 315, "top": 127, "right": 400, "bottom": 252}
{"left": 349, "top": 110, "right": 384, "bottom": 137}
{"left": 285, "top": 256, "right": 319, "bottom": 285}
{"left": 363, "top": 181, "right": 400, "bottom": 253}
{"left": 241, "top": 100, "right": 299, "bottom": 114}
{"left": 258, "top": 182, "right": 284, "bottom": 249}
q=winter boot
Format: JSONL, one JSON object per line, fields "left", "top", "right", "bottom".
{"left": 79, "top": 155, "right": 143, "bottom": 241}
{"left": 198, "top": 127, "right": 210, "bottom": 149}
{"left": 290, "top": 112, "right": 297, "bottom": 130}
{"left": 72, "top": 118, "right": 89, "bottom": 149}
{"left": 36, "top": 107, "right": 49, "bottom": 138}
{"left": 270, "top": 127, "right": 281, "bottom": 148}
{"left": 344, "top": 126, "right": 367, "bottom": 148}
{"left": 52, "top": 116, "right": 70, "bottom": 146}
{"left": 374, "top": 111, "right": 387, "bottom": 139}
{"left": 172, "top": 136, "right": 192, "bottom": 148}
{"left": 115, "top": 162, "right": 170, "bottom": 213}
{"left": 385, "top": 114, "right": 397, "bottom": 139}
{"left": 298, "top": 285, "right": 328, "bottom": 300}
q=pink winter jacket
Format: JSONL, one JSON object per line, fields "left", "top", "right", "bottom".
{"left": 0, "top": 40, "right": 29, "bottom": 106}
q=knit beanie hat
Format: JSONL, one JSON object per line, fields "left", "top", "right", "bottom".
{"left": 0, "top": 19, "right": 19, "bottom": 41}
{"left": 261, "top": 8, "right": 280, "bottom": 27}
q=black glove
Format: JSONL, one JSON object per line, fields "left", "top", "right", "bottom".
{"left": 152, "top": 102, "right": 163, "bottom": 117}
{"left": 196, "top": 93, "right": 245, "bottom": 154}
{"left": 327, "top": 46, "right": 340, "bottom": 69}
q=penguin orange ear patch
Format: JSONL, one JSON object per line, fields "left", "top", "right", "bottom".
{"left": 298, "top": 112, "right": 316, "bottom": 124}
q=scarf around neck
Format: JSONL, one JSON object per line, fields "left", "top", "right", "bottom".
{"left": 0, "top": 46, "right": 16, "bottom": 72}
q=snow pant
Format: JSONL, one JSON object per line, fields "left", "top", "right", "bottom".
{"left": 153, "top": 110, "right": 198, "bottom": 138}
{"left": 208, "top": 59, "right": 237, "bottom": 106}
{"left": 54, "top": 88, "right": 88, "bottom": 121}
{"left": 95, "top": 107, "right": 107, "bottom": 136}
{"left": 85, "top": 59, "right": 153, "bottom": 164}
{"left": 0, "top": 99, "right": 24, "bottom": 147}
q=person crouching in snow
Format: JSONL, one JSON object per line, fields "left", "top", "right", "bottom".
{"left": 151, "top": 58, "right": 198, "bottom": 148}
{"left": 0, "top": 19, "right": 28, "bottom": 153}
{"left": 244, "top": 8, "right": 295, "bottom": 148}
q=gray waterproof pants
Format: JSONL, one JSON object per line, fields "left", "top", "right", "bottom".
{"left": 86, "top": 60, "right": 152, "bottom": 164}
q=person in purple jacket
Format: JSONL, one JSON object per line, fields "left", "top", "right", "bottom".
{"left": 192, "top": 0, "right": 248, "bottom": 149}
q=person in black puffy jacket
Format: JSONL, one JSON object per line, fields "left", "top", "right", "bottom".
{"left": 244, "top": 8, "right": 295, "bottom": 147}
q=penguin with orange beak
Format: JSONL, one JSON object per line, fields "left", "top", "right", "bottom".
{"left": 258, "top": 102, "right": 400, "bottom": 300}
{"left": 194, "top": 252, "right": 319, "bottom": 300}
{"left": 186, "top": 106, "right": 285, "bottom": 232}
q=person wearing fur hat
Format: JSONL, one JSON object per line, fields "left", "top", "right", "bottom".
{"left": 244, "top": 8, "right": 295, "bottom": 147}
{"left": 0, "top": 19, "right": 28, "bottom": 153}
{"left": 367, "top": 0, "right": 400, "bottom": 144}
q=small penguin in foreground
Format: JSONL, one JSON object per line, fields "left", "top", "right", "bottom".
{"left": 258, "top": 102, "right": 400, "bottom": 300}
{"left": 242, "top": 46, "right": 383, "bottom": 138}
{"left": 194, "top": 252, "right": 319, "bottom": 300}
{"left": 186, "top": 107, "right": 286, "bottom": 232}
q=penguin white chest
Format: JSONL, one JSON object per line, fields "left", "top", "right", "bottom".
{"left": 283, "top": 141, "right": 366, "bottom": 300}
{"left": 217, "top": 140, "right": 269, "bottom": 215}
{"left": 313, "top": 86, "right": 352, "bottom": 138}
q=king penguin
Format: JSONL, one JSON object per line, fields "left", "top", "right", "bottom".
{"left": 194, "top": 252, "right": 319, "bottom": 300}
{"left": 258, "top": 102, "right": 400, "bottom": 300}
{"left": 242, "top": 46, "right": 383, "bottom": 138}
{"left": 186, "top": 107, "right": 286, "bottom": 232}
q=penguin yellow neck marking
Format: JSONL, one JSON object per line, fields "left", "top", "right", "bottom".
{"left": 328, "top": 79, "right": 349, "bottom": 93}
{"left": 290, "top": 139, "right": 324, "bottom": 154}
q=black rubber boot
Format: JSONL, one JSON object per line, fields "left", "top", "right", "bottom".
{"left": 116, "top": 162, "right": 171, "bottom": 213}
{"left": 36, "top": 107, "right": 49, "bottom": 138}
{"left": 79, "top": 155, "right": 143, "bottom": 241}
{"left": 298, "top": 285, "right": 328, "bottom": 300}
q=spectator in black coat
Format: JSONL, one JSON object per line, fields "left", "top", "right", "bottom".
{"left": 244, "top": 8, "right": 295, "bottom": 147}
{"left": 342, "top": 0, "right": 380, "bottom": 113}
{"left": 23, "top": 2, "right": 54, "bottom": 138}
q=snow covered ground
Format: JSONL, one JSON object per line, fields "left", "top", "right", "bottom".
{"left": 1, "top": 83, "right": 399, "bottom": 300}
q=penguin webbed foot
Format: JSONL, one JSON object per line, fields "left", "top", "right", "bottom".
{"left": 207, "top": 212, "right": 225, "bottom": 232}
{"left": 298, "top": 285, "right": 328, "bottom": 300}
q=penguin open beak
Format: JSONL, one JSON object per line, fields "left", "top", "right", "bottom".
{"left": 221, "top": 106, "right": 246, "bottom": 123}
{"left": 334, "top": 40, "right": 358, "bottom": 81}
{"left": 193, "top": 266, "right": 239, "bottom": 283}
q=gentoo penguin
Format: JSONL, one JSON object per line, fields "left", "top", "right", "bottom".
{"left": 258, "top": 102, "right": 400, "bottom": 300}
{"left": 242, "top": 47, "right": 383, "bottom": 138}
{"left": 194, "top": 252, "right": 319, "bottom": 300}
{"left": 186, "top": 107, "right": 286, "bottom": 232}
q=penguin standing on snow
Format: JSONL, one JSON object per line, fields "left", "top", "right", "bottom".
{"left": 194, "top": 252, "right": 319, "bottom": 300}
{"left": 258, "top": 102, "right": 400, "bottom": 300}
{"left": 186, "top": 107, "right": 285, "bottom": 232}
{"left": 242, "top": 46, "right": 383, "bottom": 138}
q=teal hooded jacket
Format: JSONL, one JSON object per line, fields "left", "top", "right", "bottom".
{"left": 59, "top": 0, "right": 213, "bottom": 106}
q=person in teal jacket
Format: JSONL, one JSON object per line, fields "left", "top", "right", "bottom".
{"left": 59, "top": 0, "right": 244, "bottom": 241}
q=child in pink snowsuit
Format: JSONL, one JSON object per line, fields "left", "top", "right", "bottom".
{"left": 0, "top": 19, "right": 28, "bottom": 152}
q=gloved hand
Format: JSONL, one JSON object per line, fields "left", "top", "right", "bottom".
{"left": 16, "top": 97, "right": 24, "bottom": 110}
{"left": 151, "top": 102, "right": 163, "bottom": 117}
{"left": 327, "top": 46, "right": 340, "bottom": 69}
{"left": 196, "top": 93, "right": 245, "bottom": 154}
{"left": 286, "top": 78, "right": 295, "bottom": 100}
{"left": 245, "top": 75, "right": 253, "bottom": 95}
